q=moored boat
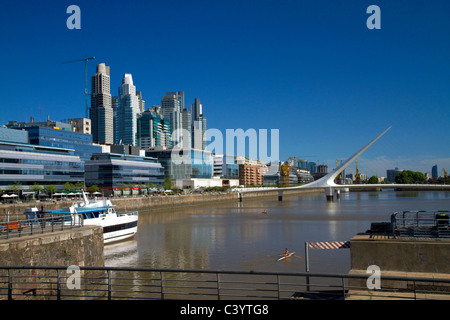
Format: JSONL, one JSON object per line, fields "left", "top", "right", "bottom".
{"left": 26, "top": 190, "right": 138, "bottom": 244}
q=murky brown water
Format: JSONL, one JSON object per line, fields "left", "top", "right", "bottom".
{"left": 104, "top": 190, "right": 450, "bottom": 274}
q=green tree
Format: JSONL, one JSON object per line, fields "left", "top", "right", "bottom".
{"left": 87, "top": 185, "right": 100, "bottom": 193}
{"left": 164, "top": 177, "right": 173, "bottom": 190}
{"left": 9, "top": 182, "right": 22, "bottom": 195}
{"left": 63, "top": 182, "right": 75, "bottom": 192}
{"left": 31, "top": 183, "right": 43, "bottom": 200}
{"left": 45, "top": 185, "right": 57, "bottom": 197}
{"left": 395, "top": 170, "right": 426, "bottom": 184}
{"left": 74, "top": 181, "right": 86, "bottom": 191}
{"left": 368, "top": 176, "right": 379, "bottom": 184}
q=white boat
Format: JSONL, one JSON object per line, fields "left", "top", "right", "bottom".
{"left": 26, "top": 190, "right": 138, "bottom": 244}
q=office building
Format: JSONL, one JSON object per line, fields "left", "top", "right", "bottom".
{"left": 0, "top": 141, "right": 84, "bottom": 188}
{"left": 432, "top": 165, "right": 438, "bottom": 180}
{"left": 0, "top": 126, "right": 28, "bottom": 144}
{"left": 213, "top": 154, "right": 239, "bottom": 179}
{"left": 10, "top": 126, "right": 102, "bottom": 162}
{"left": 146, "top": 148, "right": 213, "bottom": 180}
{"left": 90, "top": 63, "right": 114, "bottom": 144}
{"left": 85, "top": 153, "right": 164, "bottom": 191}
{"left": 137, "top": 108, "right": 172, "bottom": 150}
{"left": 386, "top": 167, "right": 402, "bottom": 183}
{"left": 115, "top": 73, "right": 141, "bottom": 146}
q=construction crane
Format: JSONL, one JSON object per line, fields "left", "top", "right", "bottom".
{"left": 443, "top": 168, "right": 448, "bottom": 184}
{"left": 62, "top": 56, "right": 95, "bottom": 118}
{"left": 279, "top": 157, "right": 304, "bottom": 188}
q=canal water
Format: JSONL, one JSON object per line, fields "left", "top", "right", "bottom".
{"left": 104, "top": 190, "right": 450, "bottom": 275}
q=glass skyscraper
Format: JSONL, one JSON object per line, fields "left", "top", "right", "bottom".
{"left": 115, "top": 73, "right": 141, "bottom": 146}
{"left": 137, "top": 108, "right": 172, "bottom": 149}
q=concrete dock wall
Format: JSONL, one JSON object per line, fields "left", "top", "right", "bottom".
{"left": 0, "top": 226, "right": 104, "bottom": 299}
{"left": 0, "top": 226, "right": 104, "bottom": 267}
{"left": 349, "top": 234, "right": 450, "bottom": 292}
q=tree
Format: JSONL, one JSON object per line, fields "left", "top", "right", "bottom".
{"left": 368, "top": 176, "right": 379, "bottom": 184}
{"left": 87, "top": 185, "right": 99, "bottom": 193}
{"left": 164, "top": 177, "right": 173, "bottom": 190}
{"left": 45, "top": 185, "right": 57, "bottom": 197}
{"left": 32, "top": 183, "right": 43, "bottom": 200}
{"left": 9, "top": 182, "right": 22, "bottom": 195}
{"left": 395, "top": 170, "right": 426, "bottom": 184}
{"left": 63, "top": 182, "right": 75, "bottom": 192}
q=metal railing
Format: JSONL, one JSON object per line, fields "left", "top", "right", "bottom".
{"left": 391, "top": 210, "right": 450, "bottom": 238}
{"left": 0, "top": 213, "right": 83, "bottom": 240}
{"left": 0, "top": 266, "right": 449, "bottom": 300}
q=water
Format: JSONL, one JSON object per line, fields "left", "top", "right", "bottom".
{"left": 104, "top": 190, "right": 450, "bottom": 275}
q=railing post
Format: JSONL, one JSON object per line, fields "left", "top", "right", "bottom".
{"left": 160, "top": 272, "right": 165, "bottom": 300}
{"left": 57, "top": 268, "right": 61, "bottom": 300}
{"left": 7, "top": 269, "right": 12, "bottom": 300}
{"left": 277, "top": 275, "right": 281, "bottom": 300}
{"left": 216, "top": 273, "right": 220, "bottom": 300}
{"left": 107, "top": 269, "right": 112, "bottom": 300}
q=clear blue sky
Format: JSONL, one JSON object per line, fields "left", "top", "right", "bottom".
{"left": 1, "top": 0, "right": 449, "bottom": 177}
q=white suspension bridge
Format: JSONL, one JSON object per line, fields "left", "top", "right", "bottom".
{"left": 237, "top": 126, "right": 450, "bottom": 201}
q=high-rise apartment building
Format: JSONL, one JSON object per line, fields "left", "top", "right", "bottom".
{"left": 161, "top": 91, "right": 184, "bottom": 147}
{"left": 90, "top": 63, "right": 114, "bottom": 144}
{"left": 191, "top": 98, "right": 207, "bottom": 150}
{"left": 115, "top": 73, "right": 141, "bottom": 146}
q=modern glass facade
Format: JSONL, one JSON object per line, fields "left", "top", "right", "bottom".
{"left": 115, "top": 74, "right": 140, "bottom": 146}
{"left": 0, "top": 127, "right": 28, "bottom": 144}
{"left": 146, "top": 148, "right": 213, "bottom": 180}
{"left": 21, "top": 126, "right": 102, "bottom": 161}
{"left": 137, "top": 109, "right": 172, "bottom": 149}
{"left": 0, "top": 141, "right": 84, "bottom": 187}
{"left": 85, "top": 153, "right": 164, "bottom": 188}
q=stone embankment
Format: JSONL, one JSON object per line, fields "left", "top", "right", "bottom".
{"left": 0, "top": 188, "right": 323, "bottom": 217}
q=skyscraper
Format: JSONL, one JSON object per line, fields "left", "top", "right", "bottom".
{"left": 432, "top": 165, "right": 438, "bottom": 180}
{"left": 137, "top": 107, "right": 172, "bottom": 149}
{"left": 115, "top": 73, "right": 141, "bottom": 146}
{"left": 161, "top": 91, "right": 184, "bottom": 148}
{"left": 191, "top": 98, "right": 207, "bottom": 150}
{"left": 90, "top": 63, "right": 114, "bottom": 144}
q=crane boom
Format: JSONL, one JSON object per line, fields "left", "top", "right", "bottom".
{"left": 62, "top": 56, "right": 95, "bottom": 117}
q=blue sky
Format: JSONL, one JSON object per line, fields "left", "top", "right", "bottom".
{"left": 1, "top": 0, "right": 449, "bottom": 177}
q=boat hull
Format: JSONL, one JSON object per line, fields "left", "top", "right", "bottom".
{"left": 83, "top": 212, "right": 138, "bottom": 244}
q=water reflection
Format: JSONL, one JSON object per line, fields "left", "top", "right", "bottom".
{"left": 104, "top": 190, "right": 450, "bottom": 275}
